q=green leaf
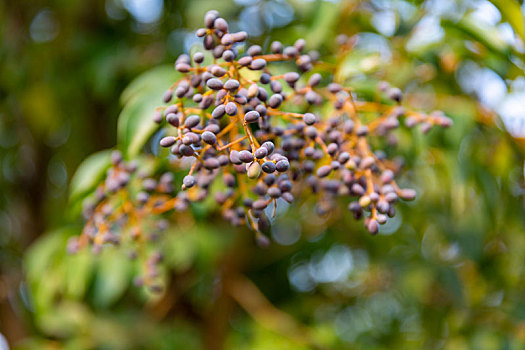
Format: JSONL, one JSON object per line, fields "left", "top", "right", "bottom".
{"left": 25, "top": 227, "right": 71, "bottom": 285}
{"left": 36, "top": 301, "right": 90, "bottom": 338}
{"left": 64, "top": 249, "right": 95, "bottom": 299}
{"left": 68, "top": 149, "right": 112, "bottom": 203}
{"left": 117, "top": 65, "right": 180, "bottom": 158}
{"left": 24, "top": 226, "right": 81, "bottom": 313}
{"left": 306, "top": 1, "right": 339, "bottom": 48}
{"left": 163, "top": 229, "right": 197, "bottom": 272}
{"left": 92, "top": 249, "right": 132, "bottom": 308}
{"left": 490, "top": 0, "right": 525, "bottom": 42}
{"left": 442, "top": 16, "right": 510, "bottom": 57}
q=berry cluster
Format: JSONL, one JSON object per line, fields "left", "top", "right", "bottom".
{"left": 70, "top": 10, "right": 451, "bottom": 291}
{"left": 152, "top": 10, "right": 451, "bottom": 238}
{"left": 73, "top": 10, "right": 451, "bottom": 271}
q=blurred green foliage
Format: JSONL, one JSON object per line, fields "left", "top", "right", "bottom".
{"left": 2, "top": 0, "right": 525, "bottom": 349}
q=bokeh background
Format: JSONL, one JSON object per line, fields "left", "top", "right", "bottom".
{"left": 1, "top": 0, "right": 525, "bottom": 349}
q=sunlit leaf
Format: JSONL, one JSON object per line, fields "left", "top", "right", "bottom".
{"left": 68, "top": 149, "right": 112, "bottom": 203}
{"left": 442, "top": 16, "right": 510, "bottom": 57}
{"left": 490, "top": 0, "right": 525, "bottom": 42}
{"left": 117, "top": 65, "right": 180, "bottom": 158}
